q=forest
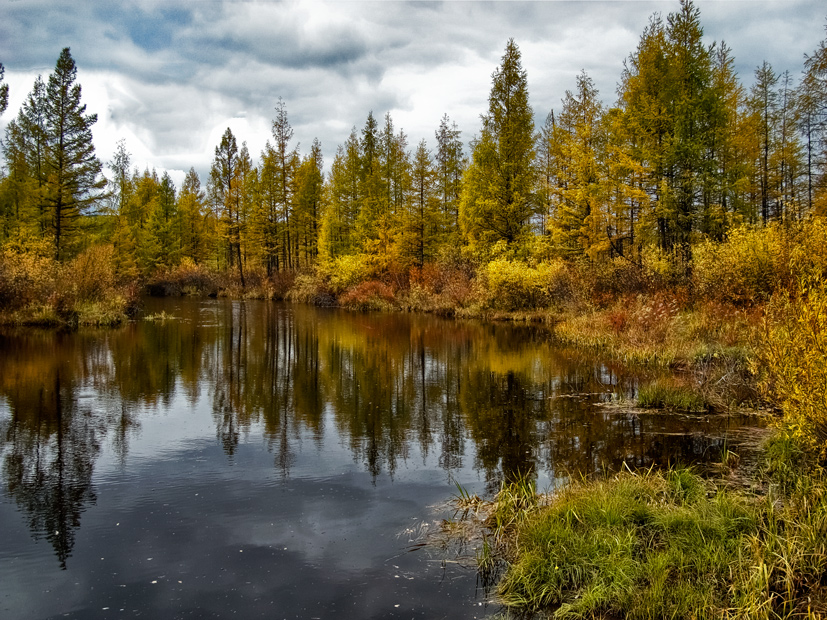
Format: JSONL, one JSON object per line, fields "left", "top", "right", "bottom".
{"left": 0, "top": 0, "right": 824, "bottom": 323}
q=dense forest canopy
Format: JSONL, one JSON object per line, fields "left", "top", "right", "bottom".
{"left": 1, "top": 0, "right": 826, "bottom": 281}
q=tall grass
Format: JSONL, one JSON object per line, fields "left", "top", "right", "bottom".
{"left": 474, "top": 459, "right": 827, "bottom": 619}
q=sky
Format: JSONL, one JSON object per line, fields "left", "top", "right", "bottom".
{"left": 1, "top": 0, "right": 825, "bottom": 188}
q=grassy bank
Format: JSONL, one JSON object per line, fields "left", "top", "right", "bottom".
{"left": 454, "top": 441, "right": 826, "bottom": 619}
{"left": 442, "top": 277, "right": 827, "bottom": 618}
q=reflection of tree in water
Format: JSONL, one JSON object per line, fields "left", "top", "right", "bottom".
{"left": 0, "top": 331, "right": 141, "bottom": 568}
{"left": 1, "top": 370, "right": 99, "bottom": 568}
{"left": 200, "top": 305, "right": 692, "bottom": 486}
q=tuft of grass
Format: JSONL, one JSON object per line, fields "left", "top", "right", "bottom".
{"left": 637, "top": 378, "right": 707, "bottom": 412}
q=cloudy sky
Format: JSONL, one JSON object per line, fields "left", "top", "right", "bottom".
{"left": 1, "top": 0, "right": 825, "bottom": 187}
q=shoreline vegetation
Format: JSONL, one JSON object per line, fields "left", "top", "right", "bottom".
{"left": 2, "top": 0, "right": 827, "bottom": 615}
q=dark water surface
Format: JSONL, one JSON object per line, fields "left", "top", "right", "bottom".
{"left": 0, "top": 299, "right": 763, "bottom": 619}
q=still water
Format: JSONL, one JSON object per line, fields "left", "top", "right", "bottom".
{"left": 0, "top": 298, "right": 762, "bottom": 619}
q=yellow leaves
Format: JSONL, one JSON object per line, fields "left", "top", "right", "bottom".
{"left": 760, "top": 278, "right": 827, "bottom": 457}
{"left": 484, "top": 258, "right": 568, "bottom": 311}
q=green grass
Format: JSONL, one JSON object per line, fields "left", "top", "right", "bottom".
{"left": 637, "top": 378, "right": 707, "bottom": 412}
{"left": 465, "top": 441, "right": 827, "bottom": 619}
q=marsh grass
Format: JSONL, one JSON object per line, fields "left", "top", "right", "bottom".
{"left": 443, "top": 446, "right": 827, "bottom": 619}
{"left": 637, "top": 378, "right": 707, "bottom": 412}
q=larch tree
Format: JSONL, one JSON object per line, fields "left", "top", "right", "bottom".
{"left": 292, "top": 138, "right": 325, "bottom": 265}
{"left": 801, "top": 22, "right": 827, "bottom": 214}
{"left": 547, "top": 70, "right": 606, "bottom": 258}
{"left": 43, "top": 48, "right": 105, "bottom": 260}
{"left": 177, "top": 168, "right": 208, "bottom": 265}
{"left": 460, "top": 39, "right": 536, "bottom": 248}
{"left": 320, "top": 129, "right": 361, "bottom": 261}
{"left": 750, "top": 61, "right": 780, "bottom": 224}
{"left": 398, "top": 139, "right": 438, "bottom": 267}
{"left": 434, "top": 114, "right": 466, "bottom": 237}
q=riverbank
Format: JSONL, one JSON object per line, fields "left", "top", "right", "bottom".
{"left": 440, "top": 279, "right": 827, "bottom": 618}
{"left": 446, "top": 432, "right": 827, "bottom": 619}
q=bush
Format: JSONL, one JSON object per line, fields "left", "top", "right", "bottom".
{"left": 63, "top": 245, "right": 116, "bottom": 301}
{"left": 0, "top": 246, "right": 57, "bottom": 310}
{"left": 146, "top": 259, "right": 220, "bottom": 296}
{"left": 759, "top": 279, "right": 827, "bottom": 458}
{"left": 327, "top": 254, "right": 375, "bottom": 293}
{"left": 289, "top": 272, "right": 336, "bottom": 306}
{"left": 338, "top": 280, "right": 396, "bottom": 312}
{"left": 693, "top": 224, "right": 786, "bottom": 304}
{"left": 484, "top": 259, "right": 571, "bottom": 311}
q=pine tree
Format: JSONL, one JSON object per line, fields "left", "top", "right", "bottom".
{"left": 460, "top": 39, "right": 536, "bottom": 247}
{"left": 43, "top": 48, "right": 105, "bottom": 260}
{"left": 209, "top": 127, "right": 245, "bottom": 285}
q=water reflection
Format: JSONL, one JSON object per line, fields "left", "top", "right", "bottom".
{"left": 0, "top": 300, "right": 758, "bottom": 569}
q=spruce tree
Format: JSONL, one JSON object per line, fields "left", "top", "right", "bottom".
{"left": 43, "top": 48, "right": 105, "bottom": 260}
{"left": 460, "top": 39, "right": 536, "bottom": 247}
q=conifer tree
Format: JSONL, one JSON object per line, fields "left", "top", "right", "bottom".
{"left": 292, "top": 138, "right": 324, "bottom": 264}
{"left": 178, "top": 168, "right": 207, "bottom": 265}
{"left": 547, "top": 71, "right": 605, "bottom": 258}
{"left": 460, "top": 39, "right": 536, "bottom": 247}
{"left": 435, "top": 114, "right": 466, "bottom": 235}
{"left": 801, "top": 23, "right": 827, "bottom": 213}
{"left": 0, "top": 62, "right": 8, "bottom": 116}
{"left": 43, "top": 48, "right": 105, "bottom": 260}
{"left": 399, "top": 139, "right": 438, "bottom": 267}
{"left": 271, "top": 98, "right": 298, "bottom": 269}
{"left": 209, "top": 127, "right": 245, "bottom": 285}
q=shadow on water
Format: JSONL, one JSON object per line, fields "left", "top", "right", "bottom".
{"left": 0, "top": 299, "right": 763, "bottom": 571}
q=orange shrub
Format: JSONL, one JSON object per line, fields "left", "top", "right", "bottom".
{"left": 339, "top": 280, "right": 397, "bottom": 312}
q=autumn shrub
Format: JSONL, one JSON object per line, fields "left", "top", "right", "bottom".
{"left": 758, "top": 278, "right": 827, "bottom": 459}
{"left": 0, "top": 242, "right": 137, "bottom": 325}
{"left": 484, "top": 259, "right": 572, "bottom": 310}
{"left": 326, "top": 254, "right": 375, "bottom": 293}
{"left": 693, "top": 224, "right": 786, "bottom": 304}
{"left": 338, "top": 280, "right": 396, "bottom": 312}
{"left": 147, "top": 259, "right": 221, "bottom": 296}
{"left": 289, "top": 272, "right": 336, "bottom": 306}
{"left": 583, "top": 257, "right": 653, "bottom": 305}
{"left": 788, "top": 215, "right": 827, "bottom": 281}
{"left": 484, "top": 259, "right": 542, "bottom": 310}
{"left": 0, "top": 243, "right": 57, "bottom": 310}
{"left": 62, "top": 244, "right": 117, "bottom": 301}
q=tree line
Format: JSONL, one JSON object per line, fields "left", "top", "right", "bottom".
{"left": 1, "top": 0, "right": 826, "bottom": 285}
